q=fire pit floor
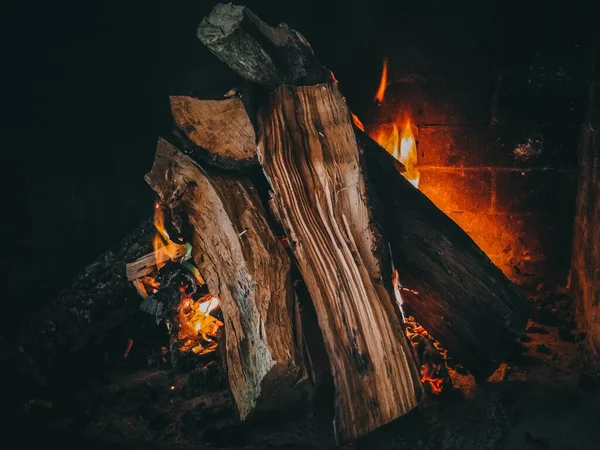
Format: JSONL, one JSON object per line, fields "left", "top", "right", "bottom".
{"left": 7, "top": 287, "right": 600, "bottom": 450}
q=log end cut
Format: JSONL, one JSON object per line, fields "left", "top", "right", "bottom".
{"left": 170, "top": 95, "right": 257, "bottom": 171}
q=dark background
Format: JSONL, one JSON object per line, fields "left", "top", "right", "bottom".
{"left": 1, "top": 0, "right": 595, "bottom": 336}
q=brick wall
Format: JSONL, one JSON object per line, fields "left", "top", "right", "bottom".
{"left": 570, "top": 54, "right": 600, "bottom": 362}
{"left": 361, "top": 14, "right": 588, "bottom": 287}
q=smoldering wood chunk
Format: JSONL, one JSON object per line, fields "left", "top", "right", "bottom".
{"left": 170, "top": 95, "right": 258, "bottom": 170}
{"left": 361, "top": 131, "right": 530, "bottom": 381}
{"left": 16, "top": 219, "right": 155, "bottom": 385}
{"left": 258, "top": 82, "right": 422, "bottom": 442}
{"left": 197, "top": 3, "right": 330, "bottom": 90}
{"left": 145, "top": 138, "right": 303, "bottom": 420}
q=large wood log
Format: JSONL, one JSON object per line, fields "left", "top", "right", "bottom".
{"left": 16, "top": 219, "right": 155, "bottom": 386}
{"left": 359, "top": 132, "right": 530, "bottom": 380}
{"left": 196, "top": 3, "right": 529, "bottom": 381}
{"left": 258, "top": 83, "right": 422, "bottom": 442}
{"left": 145, "top": 138, "right": 303, "bottom": 420}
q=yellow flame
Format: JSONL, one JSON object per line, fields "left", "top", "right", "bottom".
{"left": 375, "top": 58, "right": 388, "bottom": 103}
{"left": 370, "top": 121, "right": 420, "bottom": 188}
{"left": 153, "top": 201, "right": 180, "bottom": 268}
{"left": 176, "top": 294, "right": 223, "bottom": 355}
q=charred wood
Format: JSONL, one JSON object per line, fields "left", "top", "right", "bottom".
{"left": 16, "top": 219, "right": 155, "bottom": 386}
{"left": 361, "top": 136, "right": 530, "bottom": 381}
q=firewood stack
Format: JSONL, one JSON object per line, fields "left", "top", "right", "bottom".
{"left": 137, "top": 3, "right": 529, "bottom": 442}
{"left": 16, "top": 3, "right": 530, "bottom": 444}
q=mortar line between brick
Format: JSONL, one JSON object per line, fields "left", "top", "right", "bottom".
{"left": 417, "top": 166, "right": 576, "bottom": 173}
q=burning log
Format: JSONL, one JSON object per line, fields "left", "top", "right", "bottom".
{"left": 360, "top": 133, "right": 530, "bottom": 381}
{"left": 170, "top": 95, "right": 258, "bottom": 170}
{"left": 258, "top": 83, "right": 422, "bottom": 442}
{"left": 196, "top": 3, "right": 529, "bottom": 382}
{"left": 16, "top": 219, "right": 156, "bottom": 385}
{"left": 145, "top": 138, "right": 304, "bottom": 420}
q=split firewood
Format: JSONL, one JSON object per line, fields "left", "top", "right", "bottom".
{"left": 125, "top": 243, "right": 187, "bottom": 281}
{"left": 170, "top": 95, "right": 258, "bottom": 170}
{"left": 196, "top": 2, "right": 529, "bottom": 382}
{"left": 359, "top": 131, "right": 530, "bottom": 380}
{"left": 258, "top": 82, "right": 422, "bottom": 442}
{"left": 145, "top": 138, "right": 304, "bottom": 420}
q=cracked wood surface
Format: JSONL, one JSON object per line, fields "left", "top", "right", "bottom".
{"left": 146, "top": 138, "right": 302, "bottom": 419}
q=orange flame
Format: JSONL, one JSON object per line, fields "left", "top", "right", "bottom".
{"left": 370, "top": 121, "right": 420, "bottom": 188}
{"left": 375, "top": 58, "right": 388, "bottom": 103}
{"left": 351, "top": 113, "right": 365, "bottom": 131}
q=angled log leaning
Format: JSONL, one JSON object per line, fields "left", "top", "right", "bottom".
{"left": 145, "top": 138, "right": 303, "bottom": 420}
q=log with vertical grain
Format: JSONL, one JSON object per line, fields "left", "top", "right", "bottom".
{"left": 145, "top": 138, "right": 303, "bottom": 420}
{"left": 258, "top": 83, "right": 422, "bottom": 442}
{"left": 196, "top": 2, "right": 529, "bottom": 381}
{"left": 170, "top": 95, "right": 258, "bottom": 171}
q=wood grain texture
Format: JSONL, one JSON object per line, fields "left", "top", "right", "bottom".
{"left": 146, "top": 139, "right": 302, "bottom": 419}
{"left": 258, "top": 83, "right": 422, "bottom": 442}
{"left": 170, "top": 95, "right": 257, "bottom": 170}
{"left": 360, "top": 130, "right": 530, "bottom": 380}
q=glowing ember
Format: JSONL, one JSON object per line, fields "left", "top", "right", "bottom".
{"left": 374, "top": 58, "right": 388, "bottom": 103}
{"left": 421, "top": 364, "right": 445, "bottom": 394}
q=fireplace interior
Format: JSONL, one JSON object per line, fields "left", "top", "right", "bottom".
{"left": 2, "top": 0, "right": 599, "bottom": 449}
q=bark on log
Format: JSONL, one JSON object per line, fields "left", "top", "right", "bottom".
{"left": 16, "top": 219, "right": 155, "bottom": 385}
{"left": 145, "top": 138, "right": 303, "bottom": 420}
{"left": 196, "top": 3, "right": 529, "bottom": 381}
{"left": 360, "top": 132, "right": 530, "bottom": 380}
{"left": 170, "top": 95, "right": 258, "bottom": 170}
{"left": 258, "top": 83, "right": 422, "bottom": 442}
{"left": 197, "top": 3, "right": 331, "bottom": 90}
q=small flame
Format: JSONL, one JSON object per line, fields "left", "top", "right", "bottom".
{"left": 153, "top": 201, "right": 180, "bottom": 268}
{"left": 175, "top": 294, "right": 223, "bottom": 356}
{"left": 370, "top": 121, "right": 420, "bottom": 188}
{"left": 375, "top": 58, "right": 388, "bottom": 103}
{"left": 351, "top": 113, "right": 365, "bottom": 131}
